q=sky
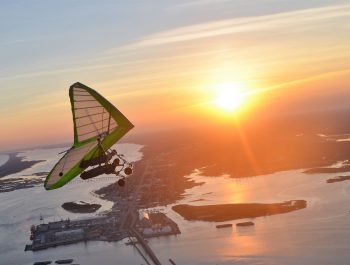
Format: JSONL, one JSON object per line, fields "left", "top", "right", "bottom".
{"left": 0, "top": 0, "right": 350, "bottom": 150}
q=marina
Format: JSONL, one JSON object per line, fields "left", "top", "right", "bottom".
{"left": 25, "top": 157, "right": 180, "bottom": 265}
{"left": 25, "top": 210, "right": 180, "bottom": 252}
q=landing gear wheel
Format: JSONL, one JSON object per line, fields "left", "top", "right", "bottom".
{"left": 124, "top": 167, "right": 133, "bottom": 175}
{"left": 118, "top": 178, "right": 125, "bottom": 187}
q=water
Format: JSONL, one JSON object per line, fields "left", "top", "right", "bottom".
{"left": 147, "top": 169, "right": 350, "bottom": 264}
{"left": 1, "top": 145, "right": 350, "bottom": 264}
{"left": 0, "top": 144, "right": 144, "bottom": 265}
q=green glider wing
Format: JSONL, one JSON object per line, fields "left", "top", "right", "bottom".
{"left": 44, "top": 82, "right": 134, "bottom": 190}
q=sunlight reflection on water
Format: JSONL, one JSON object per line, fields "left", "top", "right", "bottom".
{"left": 147, "top": 166, "right": 350, "bottom": 264}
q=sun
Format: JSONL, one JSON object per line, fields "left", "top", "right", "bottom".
{"left": 214, "top": 83, "right": 246, "bottom": 111}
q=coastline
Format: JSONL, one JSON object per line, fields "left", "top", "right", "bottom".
{"left": 0, "top": 152, "right": 46, "bottom": 193}
{"left": 304, "top": 165, "right": 350, "bottom": 174}
{"left": 0, "top": 153, "right": 45, "bottom": 178}
{"left": 327, "top": 175, "right": 350, "bottom": 183}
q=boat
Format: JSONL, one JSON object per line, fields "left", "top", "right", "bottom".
{"left": 33, "top": 261, "right": 51, "bottom": 265}
{"left": 236, "top": 221, "right": 254, "bottom": 227}
{"left": 216, "top": 223, "right": 232, "bottom": 229}
{"left": 55, "top": 259, "right": 73, "bottom": 264}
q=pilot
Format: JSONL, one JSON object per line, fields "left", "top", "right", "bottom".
{"left": 80, "top": 149, "right": 118, "bottom": 169}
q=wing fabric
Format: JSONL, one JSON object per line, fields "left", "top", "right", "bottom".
{"left": 45, "top": 142, "right": 96, "bottom": 188}
{"left": 71, "top": 87, "right": 118, "bottom": 144}
{"left": 44, "top": 82, "right": 134, "bottom": 190}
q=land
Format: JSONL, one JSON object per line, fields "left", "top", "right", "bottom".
{"left": 172, "top": 200, "right": 307, "bottom": 222}
{"left": 95, "top": 158, "right": 203, "bottom": 209}
{"left": 0, "top": 177, "right": 43, "bottom": 193}
{"left": 304, "top": 166, "right": 350, "bottom": 174}
{"left": 0, "top": 152, "right": 46, "bottom": 193}
{"left": 130, "top": 134, "right": 350, "bottom": 185}
{"left": 61, "top": 201, "right": 101, "bottom": 213}
{"left": 326, "top": 176, "right": 350, "bottom": 184}
{"left": 236, "top": 221, "right": 255, "bottom": 227}
{"left": 0, "top": 153, "right": 44, "bottom": 177}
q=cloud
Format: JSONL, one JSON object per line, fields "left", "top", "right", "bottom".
{"left": 132, "top": 4, "right": 350, "bottom": 47}
{"left": 252, "top": 67, "right": 350, "bottom": 96}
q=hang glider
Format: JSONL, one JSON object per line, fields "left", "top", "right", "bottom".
{"left": 44, "top": 82, "right": 134, "bottom": 190}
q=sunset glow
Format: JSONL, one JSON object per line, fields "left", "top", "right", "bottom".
{"left": 0, "top": 1, "right": 349, "bottom": 151}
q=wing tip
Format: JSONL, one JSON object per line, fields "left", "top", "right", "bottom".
{"left": 71, "top": 81, "right": 83, "bottom": 87}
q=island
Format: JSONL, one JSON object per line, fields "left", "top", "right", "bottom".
{"left": 326, "top": 175, "right": 350, "bottom": 183}
{"left": 172, "top": 200, "right": 307, "bottom": 222}
{"left": 303, "top": 165, "right": 350, "bottom": 174}
{"left": 236, "top": 221, "right": 254, "bottom": 227}
{"left": 61, "top": 201, "right": 101, "bottom": 213}
{"left": 0, "top": 153, "right": 44, "bottom": 177}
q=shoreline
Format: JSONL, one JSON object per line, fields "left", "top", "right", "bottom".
{"left": 0, "top": 153, "right": 46, "bottom": 193}
{"left": 327, "top": 175, "right": 350, "bottom": 184}
{"left": 303, "top": 166, "right": 350, "bottom": 174}
{"left": 0, "top": 153, "right": 45, "bottom": 178}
